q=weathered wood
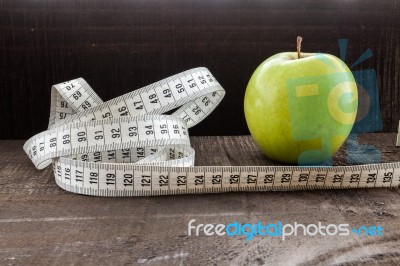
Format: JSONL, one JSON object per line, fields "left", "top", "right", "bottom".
{"left": 0, "top": 135, "right": 399, "bottom": 265}
{"left": 0, "top": 0, "right": 399, "bottom": 139}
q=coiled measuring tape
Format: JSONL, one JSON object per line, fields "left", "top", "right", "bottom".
{"left": 24, "top": 67, "right": 400, "bottom": 196}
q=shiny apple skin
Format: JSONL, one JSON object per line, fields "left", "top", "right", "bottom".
{"left": 244, "top": 52, "right": 358, "bottom": 165}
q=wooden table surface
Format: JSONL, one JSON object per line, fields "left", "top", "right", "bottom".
{"left": 1, "top": 134, "right": 400, "bottom": 265}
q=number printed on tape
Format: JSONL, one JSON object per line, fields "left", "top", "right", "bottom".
{"left": 23, "top": 67, "right": 400, "bottom": 196}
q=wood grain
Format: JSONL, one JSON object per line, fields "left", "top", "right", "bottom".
{"left": 0, "top": 0, "right": 399, "bottom": 138}
{"left": 0, "top": 135, "right": 399, "bottom": 265}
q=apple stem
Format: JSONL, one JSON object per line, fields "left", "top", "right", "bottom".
{"left": 297, "top": 36, "right": 303, "bottom": 59}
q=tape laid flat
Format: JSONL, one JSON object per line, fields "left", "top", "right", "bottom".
{"left": 24, "top": 67, "right": 400, "bottom": 196}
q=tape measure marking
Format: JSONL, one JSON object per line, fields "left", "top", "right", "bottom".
{"left": 24, "top": 67, "right": 400, "bottom": 196}
{"left": 53, "top": 160, "right": 400, "bottom": 196}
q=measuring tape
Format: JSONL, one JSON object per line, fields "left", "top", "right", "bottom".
{"left": 23, "top": 67, "right": 400, "bottom": 196}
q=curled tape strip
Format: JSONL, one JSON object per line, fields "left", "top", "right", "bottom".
{"left": 24, "top": 67, "right": 400, "bottom": 196}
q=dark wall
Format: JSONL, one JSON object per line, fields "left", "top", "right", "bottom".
{"left": 1, "top": 0, "right": 399, "bottom": 139}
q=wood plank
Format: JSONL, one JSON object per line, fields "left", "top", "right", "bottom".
{"left": 0, "top": 0, "right": 399, "bottom": 138}
{"left": 0, "top": 135, "right": 399, "bottom": 265}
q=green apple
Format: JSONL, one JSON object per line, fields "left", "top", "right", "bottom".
{"left": 244, "top": 39, "right": 358, "bottom": 165}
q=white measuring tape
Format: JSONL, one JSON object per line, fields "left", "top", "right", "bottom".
{"left": 24, "top": 67, "right": 400, "bottom": 196}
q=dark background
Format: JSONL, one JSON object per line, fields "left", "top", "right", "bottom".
{"left": 1, "top": 0, "right": 399, "bottom": 139}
